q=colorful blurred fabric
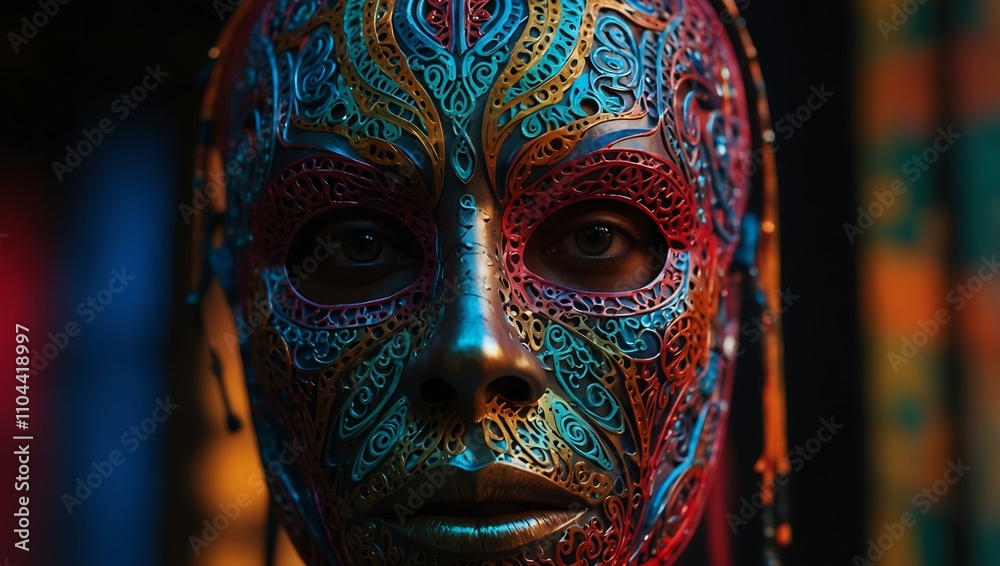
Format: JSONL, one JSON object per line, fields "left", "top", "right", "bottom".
{"left": 855, "top": 0, "right": 1000, "bottom": 564}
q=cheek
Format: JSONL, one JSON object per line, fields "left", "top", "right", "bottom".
{"left": 648, "top": 246, "right": 723, "bottom": 441}
{"left": 659, "top": 248, "right": 720, "bottom": 389}
{"left": 245, "top": 285, "right": 443, "bottom": 475}
{"left": 238, "top": 190, "right": 729, "bottom": 566}
{"left": 248, "top": 314, "right": 417, "bottom": 444}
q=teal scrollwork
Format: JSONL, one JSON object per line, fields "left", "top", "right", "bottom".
{"left": 539, "top": 323, "right": 625, "bottom": 434}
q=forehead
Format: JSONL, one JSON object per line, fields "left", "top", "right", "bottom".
{"left": 228, "top": 0, "right": 748, "bottom": 203}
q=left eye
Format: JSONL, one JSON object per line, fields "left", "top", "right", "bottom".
{"left": 547, "top": 223, "right": 633, "bottom": 258}
{"left": 525, "top": 200, "right": 667, "bottom": 292}
{"left": 339, "top": 231, "right": 386, "bottom": 263}
{"left": 285, "top": 208, "right": 424, "bottom": 304}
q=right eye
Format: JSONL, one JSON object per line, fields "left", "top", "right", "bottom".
{"left": 285, "top": 208, "right": 424, "bottom": 305}
{"left": 523, "top": 199, "right": 667, "bottom": 292}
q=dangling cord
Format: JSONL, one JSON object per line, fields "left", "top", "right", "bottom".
{"left": 752, "top": 139, "right": 791, "bottom": 563}
{"left": 191, "top": 31, "right": 245, "bottom": 434}
{"left": 734, "top": 212, "right": 789, "bottom": 566}
{"left": 715, "top": 0, "right": 793, "bottom": 560}
{"left": 187, "top": 211, "right": 243, "bottom": 433}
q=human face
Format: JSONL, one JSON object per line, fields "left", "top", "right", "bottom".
{"left": 220, "top": 0, "right": 751, "bottom": 563}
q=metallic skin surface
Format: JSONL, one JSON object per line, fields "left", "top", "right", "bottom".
{"left": 213, "top": 0, "right": 753, "bottom": 563}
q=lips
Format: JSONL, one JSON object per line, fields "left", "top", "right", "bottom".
{"left": 365, "top": 464, "right": 590, "bottom": 556}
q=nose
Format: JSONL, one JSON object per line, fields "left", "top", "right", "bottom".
{"left": 402, "top": 209, "right": 546, "bottom": 423}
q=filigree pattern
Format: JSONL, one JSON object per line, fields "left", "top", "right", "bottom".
{"left": 502, "top": 149, "right": 697, "bottom": 318}
{"left": 251, "top": 155, "right": 438, "bottom": 329}
{"left": 539, "top": 324, "right": 625, "bottom": 435}
{"left": 228, "top": 0, "right": 747, "bottom": 211}
{"left": 220, "top": 0, "right": 755, "bottom": 564}
{"left": 224, "top": 28, "right": 279, "bottom": 249}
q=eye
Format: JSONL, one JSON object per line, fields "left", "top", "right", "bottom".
{"left": 575, "top": 225, "right": 614, "bottom": 256}
{"left": 524, "top": 200, "right": 667, "bottom": 292}
{"left": 285, "top": 208, "right": 424, "bottom": 304}
{"left": 343, "top": 232, "right": 382, "bottom": 263}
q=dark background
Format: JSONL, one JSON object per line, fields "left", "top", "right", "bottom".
{"left": 0, "top": 1, "right": 864, "bottom": 564}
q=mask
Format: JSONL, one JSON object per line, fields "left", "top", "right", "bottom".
{"left": 200, "top": 0, "right": 767, "bottom": 563}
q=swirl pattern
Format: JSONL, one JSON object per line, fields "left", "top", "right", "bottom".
{"left": 219, "top": 0, "right": 755, "bottom": 564}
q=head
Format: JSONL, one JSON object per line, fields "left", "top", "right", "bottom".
{"left": 201, "top": 0, "right": 761, "bottom": 563}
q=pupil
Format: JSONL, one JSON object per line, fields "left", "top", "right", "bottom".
{"left": 576, "top": 225, "right": 613, "bottom": 255}
{"left": 345, "top": 233, "right": 381, "bottom": 262}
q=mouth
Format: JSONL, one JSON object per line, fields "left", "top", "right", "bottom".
{"left": 368, "top": 464, "right": 589, "bottom": 556}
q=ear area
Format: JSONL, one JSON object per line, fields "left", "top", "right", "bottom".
{"left": 207, "top": 234, "right": 239, "bottom": 305}
{"left": 712, "top": 0, "right": 792, "bottom": 555}
{"left": 186, "top": 209, "right": 244, "bottom": 433}
{"left": 188, "top": 209, "right": 239, "bottom": 305}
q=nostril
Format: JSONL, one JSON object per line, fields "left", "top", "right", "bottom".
{"left": 419, "top": 377, "right": 458, "bottom": 405}
{"left": 487, "top": 375, "right": 533, "bottom": 404}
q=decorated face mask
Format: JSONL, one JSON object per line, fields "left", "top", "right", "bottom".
{"left": 208, "top": 0, "right": 756, "bottom": 563}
